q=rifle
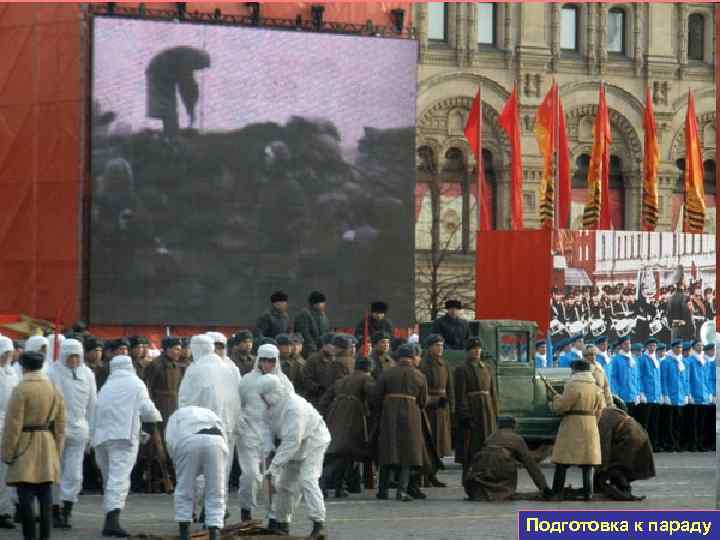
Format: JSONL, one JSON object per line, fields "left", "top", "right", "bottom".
{"left": 148, "top": 424, "right": 174, "bottom": 494}
{"left": 538, "top": 374, "right": 560, "bottom": 399}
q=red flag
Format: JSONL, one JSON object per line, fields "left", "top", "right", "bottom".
{"left": 557, "top": 91, "right": 571, "bottom": 229}
{"left": 642, "top": 85, "right": 660, "bottom": 231}
{"left": 534, "top": 82, "right": 570, "bottom": 229}
{"left": 683, "top": 91, "right": 705, "bottom": 233}
{"left": 582, "top": 83, "right": 612, "bottom": 230}
{"left": 464, "top": 88, "right": 491, "bottom": 231}
{"left": 498, "top": 86, "right": 523, "bottom": 230}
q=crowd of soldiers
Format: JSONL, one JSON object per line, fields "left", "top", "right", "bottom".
{"left": 550, "top": 283, "right": 715, "bottom": 342}
{"left": 0, "top": 292, "right": 685, "bottom": 540}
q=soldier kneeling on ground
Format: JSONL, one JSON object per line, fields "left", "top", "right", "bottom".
{"left": 593, "top": 406, "right": 655, "bottom": 501}
{"left": 463, "top": 416, "right": 553, "bottom": 501}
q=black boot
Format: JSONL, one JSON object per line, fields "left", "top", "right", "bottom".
{"left": 310, "top": 521, "right": 326, "bottom": 538}
{"left": 20, "top": 503, "right": 35, "bottom": 540}
{"left": 241, "top": 508, "right": 252, "bottom": 522}
{"left": 276, "top": 522, "right": 289, "bottom": 536}
{"left": 428, "top": 475, "right": 447, "bottom": 488}
{"left": 52, "top": 505, "right": 63, "bottom": 529}
{"left": 179, "top": 522, "right": 191, "bottom": 540}
{"left": 581, "top": 466, "right": 593, "bottom": 501}
{"left": 0, "top": 513, "right": 15, "bottom": 529}
{"left": 38, "top": 502, "right": 51, "bottom": 540}
{"left": 208, "top": 526, "right": 220, "bottom": 540}
{"left": 267, "top": 518, "right": 278, "bottom": 530}
{"left": 60, "top": 501, "right": 73, "bottom": 529}
{"left": 396, "top": 490, "right": 412, "bottom": 502}
{"left": 376, "top": 466, "right": 389, "bottom": 500}
{"left": 14, "top": 504, "right": 21, "bottom": 523}
{"left": 335, "top": 488, "right": 349, "bottom": 499}
{"left": 102, "top": 509, "right": 129, "bottom": 537}
{"left": 551, "top": 465, "right": 567, "bottom": 500}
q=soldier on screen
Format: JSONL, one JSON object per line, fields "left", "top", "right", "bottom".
{"left": 145, "top": 47, "right": 211, "bottom": 137}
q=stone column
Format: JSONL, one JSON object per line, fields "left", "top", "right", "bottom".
{"left": 678, "top": 3, "right": 689, "bottom": 77}
{"left": 550, "top": 3, "right": 560, "bottom": 72}
{"left": 633, "top": 3, "right": 643, "bottom": 76}
{"left": 416, "top": 2, "right": 428, "bottom": 52}
{"left": 503, "top": 3, "right": 513, "bottom": 68}
{"left": 586, "top": 3, "right": 597, "bottom": 74}
{"left": 598, "top": 3, "right": 608, "bottom": 74}
{"left": 624, "top": 170, "right": 643, "bottom": 230}
{"left": 456, "top": 2, "right": 467, "bottom": 68}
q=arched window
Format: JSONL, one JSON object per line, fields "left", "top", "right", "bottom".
{"left": 607, "top": 8, "right": 625, "bottom": 54}
{"left": 443, "top": 147, "right": 465, "bottom": 173}
{"left": 476, "top": 3, "right": 497, "bottom": 46}
{"left": 561, "top": 4, "right": 579, "bottom": 51}
{"left": 417, "top": 145, "right": 437, "bottom": 175}
{"left": 428, "top": 2, "right": 448, "bottom": 42}
{"left": 688, "top": 13, "right": 705, "bottom": 61}
{"left": 572, "top": 154, "right": 591, "bottom": 188}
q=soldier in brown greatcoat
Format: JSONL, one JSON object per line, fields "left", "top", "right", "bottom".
{"left": 454, "top": 337, "right": 498, "bottom": 476}
{"left": 277, "top": 334, "right": 307, "bottom": 396}
{"left": 419, "top": 334, "right": 454, "bottom": 487}
{"left": 128, "top": 336, "right": 150, "bottom": 381}
{"left": 2, "top": 352, "right": 66, "bottom": 540}
{"left": 369, "top": 332, "right": 395, "bottom": 381}
{"left": 142, "top": 336, "right": 184, "bottom": 492}
{"left": 373, "top": 344, "right": 428, "bottom": 501}
{"left": 320, "top": 357, "right": 374, "bottom": 498}
{"left": 463, "top": 416, "right": 552, "bottom": 501}
{"left": 593, "top": 406, "right": 655, "bottom": 501}
{"left": 302, "top": 333, "right": 336, "bottom": 408}
{"left": 229, "top": 330, "right": 255, "bottom": 376}
{"left": 548, "top": 355, "right": 603, "bottom": 500}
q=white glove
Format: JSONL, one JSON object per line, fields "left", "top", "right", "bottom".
{"left": 139, "top": 431, "right": 151, "bottom": 445}
{"left": 638, "top": 393, "right": 647, "bottom": 404}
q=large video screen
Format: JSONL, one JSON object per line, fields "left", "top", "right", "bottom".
{"left": 90, "top": 17, "right": 417, "bottom": 326}
{"left": 549, "top": 230, "right": 716, "bottom": 348}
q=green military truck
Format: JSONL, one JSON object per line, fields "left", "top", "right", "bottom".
{"left": 422, "top": 319, "right": 570, "bottom": 445}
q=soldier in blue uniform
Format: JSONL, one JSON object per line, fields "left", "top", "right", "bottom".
{"left": 685, "top": 340, "right": 710, "bottom": 451}
{"left": 636, "top": 338, "right": 661, "bottom": 449}
{"left": 535, "top": 341, "right": 548, "bottom": 369}
{"left": 558, "top": 335, "right": 583, "bottom": 368}
{"left": 594, "top": 337, "right": 612, "bottom": 392}
{"left": 610, "top": 337, "right": 639, "bottom": 418}
{"left": 553, "top": 338, "right": 570, "bottom": 368}
{"left": 702, "top": 343, "right": 716, "bottom": 451}
{"left": 659, "top": 340, "right": 687, "bottom": 451}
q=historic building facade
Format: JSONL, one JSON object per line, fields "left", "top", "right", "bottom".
{"left": 413, "top": 2, "right": 716, "bottom": 320}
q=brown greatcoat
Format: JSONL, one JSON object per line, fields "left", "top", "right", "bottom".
{"left": 143, "top": 353, "right": 183, "bottom": 427}
{"left": 453, "top": 358, "right": 498, "bottom": 465}
{"left": 463, "top": 427, "right": 549, "bottom": 501}
{"left": 281, "top": 353, "right": 307, "bottom": 396}
{"left": 419, "top": 353, "right": 455, "bottom": 458}
{"left": 591, "top": 362, "right": 612, "bottom": 409}
{"left": 550, "top": 371, "right": 603, "bottom": 465}
{"left": 373, "top": 359, "right": 428, "bottom": 467}
{"left": 231, "top": 351, "right": 256, "bottom": 376}
{"left": 2, "top": 372, "right": 66, "bottom": 485}
{"left": 596, "top": 407, "right": 655, "bottom": 483}
{"left": 302, "top": 351, "right": 337, "bottom": 407}
{"left": 370, "top": 350, "right": 395, "bottom": 380}
{"left": 320, "top": 371, "right": 375, "bottom": 460}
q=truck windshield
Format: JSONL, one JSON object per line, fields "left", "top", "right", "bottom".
{"left": 498, "top": 331, "right": 530, "bottom": 364}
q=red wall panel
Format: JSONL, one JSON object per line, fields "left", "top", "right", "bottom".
{"left": 475, "top": 230, "right": 553, "bottom": 334}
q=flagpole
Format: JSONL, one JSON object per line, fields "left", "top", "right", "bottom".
{"left": 477, "top": 83, "right": 483, "bottom": 232}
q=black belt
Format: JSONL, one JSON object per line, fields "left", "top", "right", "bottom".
{"left": 196, "top": 427, "right": 222, "bottom": 436}
{"left": 23, "top": 425, "right": 50, "bottom": 432}
{"left": 563, "top": 411, "right": 595, "bottom": 417}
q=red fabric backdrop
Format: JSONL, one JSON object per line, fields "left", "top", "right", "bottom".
{"left": 475, "top": 230, "right": 552, "bottom": 334}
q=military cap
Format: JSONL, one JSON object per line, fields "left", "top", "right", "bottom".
{"left": 444, "top": 299, "right": 462, "bottom": 310}
{"left": 496, "top": 416, "right": 517, "bottom": 429}
{"left": 535, "top": 340, "right": 546, "bottom": 348}
{"left": 83, "top": 336, "right": 104, "bottom": 352}
{"left": 308, "top": 291, "right": 326, "bottom": 305}
{"left": 371, "top": 331, "right": 391, "bottom": 345}
{"left": 370, "top": 301, "right": 388, "bottom": 313}
{"left": 275, "top": 333, "right": 292, "bottom": 346}
{"left": 128, "top": 336, "right": 149, "bottom": 348}
{"left": 670, "top": 339, "right": 683, "bottom": 348}
{"left": 570, "top": 359, "right": 591, "bottom": 372}
{"left": 332, "top": 334, "right": 354, "bottom": 351}
{"left": 321, "top": 333, "right": 336, "bottom": 346}
{"left": 465, "top": 337, "right": 483, "bottom": 350}
{"left": 270, "top": 291, "right": 288, "bottom": 303}
{"left": 630, "top": 343, "right": 643, "bottom": 352}
{"left": 162, "top": 336, "right": 181, "bottom": 350}
{"left": 644, "top": 337, "right": 658, "bottom": 346}
{"left": 290, "top": 333, "right": 304, "bottom": 344}
{"left": 656, "top": 343, "right": 667, "bottom": 351}
{"left": 595, "top": 336, "right": 608, "bottom": 345}
{"left": 424, "top": 333, "right": 444, "bottom": 347}
{"left": 703, "top": 343, "right": 715, "bottom": 352}
{"left": 682, "top": 341, "right": 692, "bottom": 351}
{"left": 234, "top": 330, "right": 253, "bottom": 342}
{"left": 395, "top": 344, "right": 415, "bottom": 359}
{"left": 111, "top": 338, "right": 130, "bottom": 351}
{"left": 20, "top": 351, "right": 44, "bottom": 371}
